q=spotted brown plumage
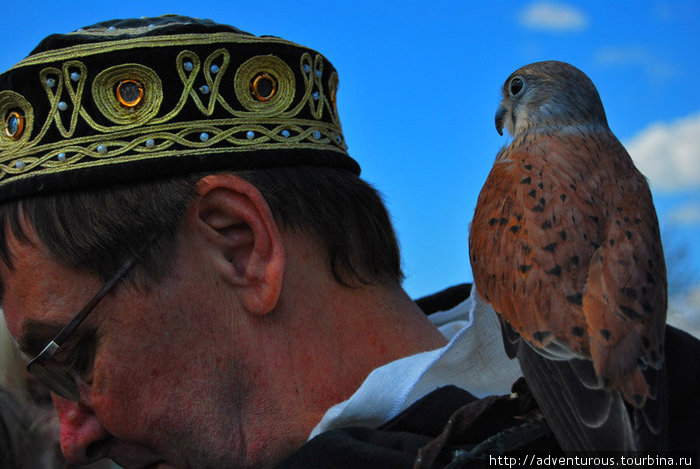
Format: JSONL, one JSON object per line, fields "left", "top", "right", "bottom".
{"left": 469, "top": 61, "right": 667, "bottom": 451}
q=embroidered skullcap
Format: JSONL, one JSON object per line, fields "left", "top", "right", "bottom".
{"left": 0, "top": 15, "right": 358, "bottom": 203}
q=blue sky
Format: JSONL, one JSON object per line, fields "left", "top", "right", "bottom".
{"left": 1, "top": 1, "right": 698, "bottom": 306}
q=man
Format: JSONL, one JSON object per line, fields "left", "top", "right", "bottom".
{"left": 0, "top": 15, "right": 697, "bottom": 469}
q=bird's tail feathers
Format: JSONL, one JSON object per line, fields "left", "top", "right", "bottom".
{"left": 619, "top": 368, "right": 648, "bottom": 408}
{"left": 633, "top": 363, "right": 668, "bottom": 450}
{"left": 517, "top": 340, "right": 638, "bottom": 452}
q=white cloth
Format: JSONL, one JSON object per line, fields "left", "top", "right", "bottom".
{"left": 309, "top": 289, "right": 523, "bottom": 438}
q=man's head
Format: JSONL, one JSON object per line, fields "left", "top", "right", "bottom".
{"left": 0, "top": 16, "right": 421, "bottom": 468}
{"left": 0, "top": 12, "right": 403, "bottom": 288}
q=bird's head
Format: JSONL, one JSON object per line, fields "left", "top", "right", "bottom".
{"left": 495, "top": 60, "right": 609, "bottom": 137}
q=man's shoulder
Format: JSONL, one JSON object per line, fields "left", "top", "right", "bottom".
{"left": 665, "top": 325, "right": 700, "bottom": 450}
{"left": 275, "top": 383, "right": 557, "bottom": 469}
{"left": 275, "top": 387, "right": 470, "bottom": 469}
{"left": 277, "top": 285, "right": 700, "bottom": 468}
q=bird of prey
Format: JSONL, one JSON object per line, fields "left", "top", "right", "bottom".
{"left": 468, "top": 61, "right": 667, "bottom": 452}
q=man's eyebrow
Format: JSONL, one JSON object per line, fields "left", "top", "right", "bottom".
{"left": 18, "top": 319, "right": 66, "bottom": 356}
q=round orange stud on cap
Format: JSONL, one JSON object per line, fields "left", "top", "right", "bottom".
{"left": 116, "top": 79, "right": 144, "bottom": 107}
{"left": 250, "top": 73, "right": 277, "bottom": 102}
{"left": 4, "top": 111, "right": 24, "bottom": 139}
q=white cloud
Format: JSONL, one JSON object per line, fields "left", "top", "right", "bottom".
{"left": 668, "top": 284, "right": 700, "bottom": 339}
{"left": 519, "top": 2, "right": 588, "bottom": 32}
{"left": 666, "top": 202, "right": 700, "bottom": 226}
{"left": 594, "top": 46, "right": 676, "bottom": 82}
{"left": 625, "top": 112, "right": 700, "bottom": 192}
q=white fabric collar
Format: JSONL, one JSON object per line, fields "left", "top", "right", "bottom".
{"left": 309, "top": 289, "right": 523, "bottom": 438}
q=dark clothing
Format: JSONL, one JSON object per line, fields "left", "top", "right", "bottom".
{"left": 276, "top": 285, "right": 700, "bottom": 469}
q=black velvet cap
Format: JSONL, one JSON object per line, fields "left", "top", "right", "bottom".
{"left": 0, "top": 15, "right": 359, "bottom": 203}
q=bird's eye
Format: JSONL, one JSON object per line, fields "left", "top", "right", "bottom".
{"left": 509, "top": 77, "right": 525, "bottom": 97}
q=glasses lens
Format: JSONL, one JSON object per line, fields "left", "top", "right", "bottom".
{"left": 27, "top": 358, "right": 80, "bottom": 401}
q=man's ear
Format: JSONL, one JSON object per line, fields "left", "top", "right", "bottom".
{"left": 189, "top": 174, "right": 284, "bottom": 315}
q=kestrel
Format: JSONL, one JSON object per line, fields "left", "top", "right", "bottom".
{"left": 469, "top": 61, "right": 667, "bottom": 451}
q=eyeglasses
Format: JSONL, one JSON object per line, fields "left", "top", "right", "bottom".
{"left": 26, "top": 253, "right": 140, "bottom": 401}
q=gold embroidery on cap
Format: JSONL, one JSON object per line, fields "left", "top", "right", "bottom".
{"left": 203, "top": 48, "right": 230, "bottom": 113}
{"left": 0, "top": 44, "right": 346, "bottom": 186}
{"left": 309, "top": 54, "right": 324, "bottom": 120}
{"left": 234, "top": 55, "right": 295, "bottom": 115}
{"left": 328, "top": 71, "right": 340, "bottom": 125}
{"left": 0, "top": 91, "right": 34, "bottom": 148}
{"left": 92, "top": 64, "right": 162, "bottom": 125}
{"left": 9, "top": 33, "right": 296, "bottom": 71}
{"left": 37, "top": 62, "right": 87, "bottom": 139}
{"left": 173, "top": 49, "right": 233, "bottom": 118}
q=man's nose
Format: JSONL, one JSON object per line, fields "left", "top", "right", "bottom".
{"left": 53, "top": 394, "right": 112, "bottom": 464}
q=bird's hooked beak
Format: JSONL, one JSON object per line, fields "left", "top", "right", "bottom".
{"left": 495, "top": 104, "right": 506, "bottom": 136}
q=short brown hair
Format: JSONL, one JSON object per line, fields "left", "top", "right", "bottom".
{"left": 0, "top": 167, "right": 402, "bottom": 288}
